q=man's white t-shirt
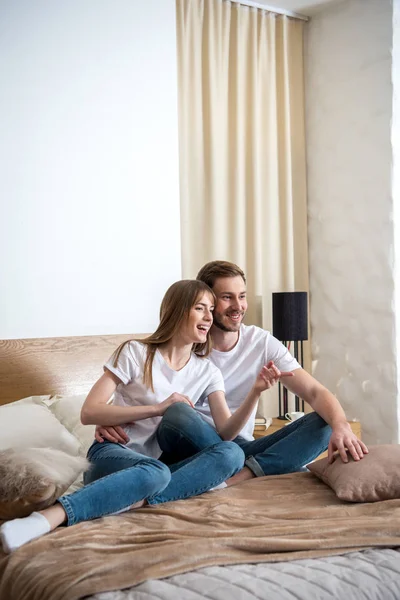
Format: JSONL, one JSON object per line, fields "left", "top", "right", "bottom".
{"left": 195, "top": 324, "right": 301, "bottom": 441}
{"left": 105, "top": 341, "right": 225, "bottom": 458}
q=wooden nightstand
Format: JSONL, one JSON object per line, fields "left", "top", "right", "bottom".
{"left": 253, "top": 417, "right": 361, "bottom": 460}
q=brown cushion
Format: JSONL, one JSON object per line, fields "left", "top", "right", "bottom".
{"left": 307, "top": 444, "right": 400, "bottom": 502}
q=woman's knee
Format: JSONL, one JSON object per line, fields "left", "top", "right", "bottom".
{"left": 110, "top": 458, "right": 171, "bottom": 499}
{"left": 163, "top": 402, "right": 197, "bottom": 424}
{"left": 216, "top": 441, "right": 245, "bottom": 469}
{"left": 141, "top": 459, "right": 171, "bottom": 495}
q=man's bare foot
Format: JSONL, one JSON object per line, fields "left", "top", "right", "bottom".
{"left": 225, "top": 466, "right": 255, "bottom": 486}
{"left": 131, "top": 499, "right": 147, "bottom": 509}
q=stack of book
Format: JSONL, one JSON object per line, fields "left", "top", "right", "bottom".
{"left": 254, "top": 416, "right": 272, "bottom": 432}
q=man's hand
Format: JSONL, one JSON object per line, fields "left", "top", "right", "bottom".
{"left": 253, "top": 361, "right": 294, "bottom": 394}
{"left": 95, "top": 425, "right": 130, "bottom": 444}
{"left": 328, "top": 422, "right": 369, "bottom": 463}
{"left": 157, "top": 392, "right": 194, "bottom": 415}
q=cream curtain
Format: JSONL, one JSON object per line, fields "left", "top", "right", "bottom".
{"left": 176, "top": 0, "right": 309, "bottom": 336}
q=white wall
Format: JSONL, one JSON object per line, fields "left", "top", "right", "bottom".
{"left": 394, "top": 1, "right": 400, "bottom": 429}
{"left": 0, "top": 0, "right": 181, "bottom": 338}
{"left": 305, "top": 0, "right": 397, "bottom": 444}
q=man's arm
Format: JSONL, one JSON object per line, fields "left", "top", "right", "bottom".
{"left": 281, "top": 369, "right": 368, "bottom": 463}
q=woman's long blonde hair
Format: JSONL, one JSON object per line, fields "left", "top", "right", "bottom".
{"left": 112, "top": 280, "right": 216, "bottom": 391}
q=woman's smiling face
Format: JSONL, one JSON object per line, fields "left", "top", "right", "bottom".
{"left": 179, "top": 292, "right": 214, "bottom": 344}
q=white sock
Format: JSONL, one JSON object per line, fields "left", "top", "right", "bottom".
{"left": 208, "top": 481, "right": 227, "bottom": 491}
{"left": 0, "top": 512, "right": 51, "bottom": 553}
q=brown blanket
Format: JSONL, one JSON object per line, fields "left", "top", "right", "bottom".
{"left": 1, "top": 472, "right": 400, "bottom": 600}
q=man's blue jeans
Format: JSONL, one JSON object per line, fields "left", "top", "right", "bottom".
{"left": 157, "top": 403, "right": 332, "bottom": 477}
{"left": 58, "top": 439, "right": 244, "bottom": 525}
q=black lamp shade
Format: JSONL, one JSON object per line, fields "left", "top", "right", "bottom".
{"left": 272, "top": 292, "right": 308, "bottom": 342}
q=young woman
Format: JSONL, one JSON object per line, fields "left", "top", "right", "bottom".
{"left": 1, "top": 279, "right": 271, "bottom": 554}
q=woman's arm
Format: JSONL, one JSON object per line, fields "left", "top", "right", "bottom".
{"left": 80, "top": 371, "right": 160, "bottom": 426}
{"left": 81, "top": 370, "right": 195, "bottom": 426}
{"left": 208, "top": 362, "right": 294, "bottom": 440}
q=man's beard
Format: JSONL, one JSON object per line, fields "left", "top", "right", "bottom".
{"left": 212, "top": 312, "right": 242, "bottom": 332}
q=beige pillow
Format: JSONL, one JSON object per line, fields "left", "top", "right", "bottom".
{"left": 0, "top": 448, "right": 88, "bottom": 519}
{"left": 307, "top": 444, "right": 400, "bottom": 502}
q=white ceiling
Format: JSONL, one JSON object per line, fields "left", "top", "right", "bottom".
{"left": 255, "top": 0, "right": 346, "bottom": 17}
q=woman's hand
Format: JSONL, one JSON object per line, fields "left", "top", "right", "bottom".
{"left": 253, "top": 361, "right": 294, "bottom": 394}
{"left": 157, "top": 393, "right": 194, "bottom": 415}
{"left": 93, "top": 393, "right": 195, "bottom": 442}
{"left": 95, "top": 425, "right": 130, "bottom": 444}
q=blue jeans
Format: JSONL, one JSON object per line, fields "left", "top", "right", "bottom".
{"left": 157, "top": 403, "right": 332, "bottom": 477}
{"left": 58, "top": 439, "right": 244, "bottom": 525}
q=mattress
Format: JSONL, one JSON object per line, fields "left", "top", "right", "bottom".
{"left": 92, "top": 548, "right": 400, "bottom": 600}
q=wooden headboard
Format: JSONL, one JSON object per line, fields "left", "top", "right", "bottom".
{"left": 0, "top": 334, "right": 147, "bottom": 406}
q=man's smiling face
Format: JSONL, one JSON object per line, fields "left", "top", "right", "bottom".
{"left": 211, "top": 276, "right": 247, "bottom": 332}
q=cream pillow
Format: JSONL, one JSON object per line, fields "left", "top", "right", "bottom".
{"left": 45, "top": 394, "right": 87, "bottom": 433}
{"left": 47, "top": 394, "right": 96, "bottom": 456}
{"left": 45, "top": 394, "right": 101, "bottom": 493}
{"left": 0, "top": 396, "right": 81, "bottom": 456}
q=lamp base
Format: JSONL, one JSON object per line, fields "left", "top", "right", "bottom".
{"left": 278, "top": 381, "right": 288, "bottom": 419}
{"left": 277, "top": 340, "right": 306, "bottom": 416}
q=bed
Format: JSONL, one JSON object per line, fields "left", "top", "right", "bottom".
{"left": 0, "top": 335, "right": 400, "bottom": 600}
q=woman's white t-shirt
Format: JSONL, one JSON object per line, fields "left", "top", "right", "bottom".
{"left": 104, "top": 341, "right": 224, "bottom": 458}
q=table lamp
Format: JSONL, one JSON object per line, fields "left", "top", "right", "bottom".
{"left": 272, "top": 291, "right": 308, "bottom": 419}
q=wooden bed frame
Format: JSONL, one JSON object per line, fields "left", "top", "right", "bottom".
{"left": 0, "top": 334, "right": 147, "bottom": 406}
{"left": 1, "top": 337, "right": 400, "bottom": 600}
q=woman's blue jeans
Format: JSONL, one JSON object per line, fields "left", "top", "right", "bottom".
{"left": 157, "top": 403, "right": 332, "bottom": 477}
{"left": 58, "top": 439, "right": 244, "bottom": 526}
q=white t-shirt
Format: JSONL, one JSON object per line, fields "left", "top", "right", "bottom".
{"left": 104, "top": 341, "right": 225, "bottom": 458}
{"left": 195, "top": 324, "right": 301, "bottom": 441}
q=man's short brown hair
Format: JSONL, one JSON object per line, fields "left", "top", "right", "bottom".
{"left": 196, "top": 261, "right": 246, "bottom": 289}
